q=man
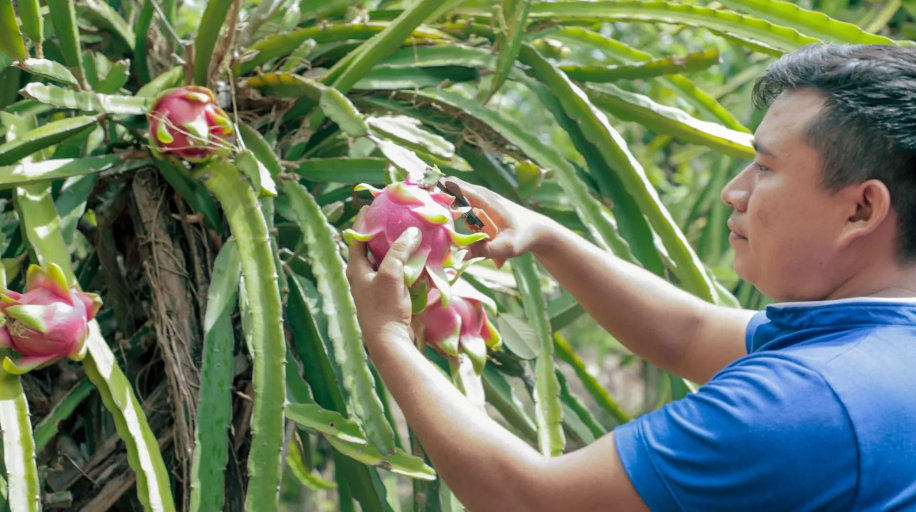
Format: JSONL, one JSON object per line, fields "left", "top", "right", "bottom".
{"left": 345, "top": 43, "right": 916, "bottom": 511}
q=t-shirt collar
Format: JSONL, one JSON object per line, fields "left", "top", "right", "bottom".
{"left": 747, "top": 297, "right": 916, "bottom": 353}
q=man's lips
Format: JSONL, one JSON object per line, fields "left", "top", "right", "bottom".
{"left": 727, "top": 219, "right": 747, "bottom": 240}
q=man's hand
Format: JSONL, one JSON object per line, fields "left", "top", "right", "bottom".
{"left": 447, "top": 178, "right": 556, "bottom": 264}
{"left": 346, "top": 207, "right": 422, "bottom": 347}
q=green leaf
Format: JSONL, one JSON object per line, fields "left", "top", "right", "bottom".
{"left": 136, "top": 66, "right": 185, "bottom": 98}
{"left": 0, "top": 0, "right": 26, "bottom": 62}
{"left": 486, "top": 0, "right": 532, "bottom": 100}
{"left": 415, "top": 88, "right": 636, "bottom": 265}
{"left": 324, "top": 436, "right": 436, "bottom": 481}
{"left": 83, "top": 326, "right": 179, "bottom": 512}
{"left": 15, "top": 59, "right": 79, "bottom": 87}
{"left": 97, "top": 59, "right": 130, "bottom": 94}
{"left": 319, "top": 85, "right": 370, "bottom": 137}
{"left": 513, "top": 254, "right": 564, "bottom": 457}
{"left": 153, "top": 158, "right": 221, "bottom": 231}
{"left": 245, "top": 72, "right": 322, "bottom": 99}
{"left": 523, "top": 1, "right": 820, "bottom": 53}
{"left": 586, "top": 83, "right": 754, "bottom": 160}
{"left": 0, "top": 115, "right": 98, "bottom": 166}
{"left": 481, "top": 365, "right": 537, "bottom": 444}
{"left": 368, "top": 116, "right": 454, "bottom": 160}
{"left": 202, "top": 161, "right": 285, "bottom": 512}
{"left": 556, "top": 369, "right": 606, "bottom": 441}
{"left": 0, "top": 356, "right": 40, "bottom": 512}
{"left": 134, "top": 0, "right": 154, "bottom": 83}
{"left": 560, "top": 48, "right": 721, "bottom": 81}
{"left": 554, "top": 27, "right": 749, "bottom": 132}
{"left": 547, "top": 291, "right": 585, "bottom": 331}
{"left": 82, "top": 0, "right": 135, "bottom": 50}
{"left": 716, "top": 0, "right": 898, "bottom": 44}
{"left": 286, "top": 403, "right": 367, "bottom": 444}
{"left": 19, "top": 83, "right": 151, "bottom": 115}
{"left": 33, "top": 379, "right": 94, "bottom": 452}
{"left": 194, "top": 0, "right": 234, "bottom": 85}
{"left": 297, "top": 157, "right": 388, "bottom": 183}
{"left": 496, "top": 313, "right": 538, "bottom": 360}
{"left": 282, "top": 181, "right": 397, "bottom": 455}
{"left": 190, "top": 240, "right": 239, "bottom": 512}
{"left": 519, "top": 44, "right": 718, "bottom": 303}
{"left": 353, "top": 66, "right": 479, "bottom": 90}
{"left": 327, "top": 0, "right": 446, "bottom": 93}
{"left": 16, "top": 0, "right": 43, "bottom": 55}
{"left": 553, "top": 333, "right": 630, "bottom": 424}
{"left": 0, "top": 155, "right": 120, "bottom": 186}
{"left": 286, "top": 273, "right": 394, "bottom": 512}
{"left": 238, "top": 23, "right": 446, "bottom": 75}
{"left": 235, "top": 149, "right": 278, "bottom": 198}
{"left": 56, "top": 173, "right": 96, "bottom": 245}
{"left": 286, "top": 435, "right": 337, "bottom": 491}
{"left": 47, "top": 0, "right": 87, "bottom": 88}
{"left": 378, "top": 44, "right": 496, "bottom": 69}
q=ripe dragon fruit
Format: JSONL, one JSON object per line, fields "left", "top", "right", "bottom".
{"left": 147, "top": 86, "right": 235, "bottom": 163}
{"left": 343, "top": 178, "right": 488, "bottom": 310}
{"left": 0, "top": 263, "right": 102, "bottom": 374}
{"left": 413, "top": 276, "right": 502, "bottom": 375}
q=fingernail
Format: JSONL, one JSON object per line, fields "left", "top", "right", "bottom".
{"left": 405, "top": 227, "right": 420, "bottom": 239}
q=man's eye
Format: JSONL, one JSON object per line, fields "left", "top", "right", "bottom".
{"left": 753, "top": 162, "right": 770, "bottom": 172}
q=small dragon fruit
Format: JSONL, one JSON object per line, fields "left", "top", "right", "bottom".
{"left": 413, "top": 277, "right": 502, "bottom": 375}
{"left": 343, "top": 178, "right": 488, "bottom": 310}
{"left": 0, "top": 263, "right": 102, "bottom": 374}
{"left": 147, "top": 86, "right": 235, "bottom": 163}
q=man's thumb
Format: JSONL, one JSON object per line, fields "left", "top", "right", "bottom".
{"left": 379, "top": 227, "right": 422, "bottom": 277}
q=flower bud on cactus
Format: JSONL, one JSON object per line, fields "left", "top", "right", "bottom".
{"left": 343, "top": 178, "right": 488, "bottom": 311}
{"left": 0, "top": 263, "right": 102, "bottom": 374}
{"left": 147, "top": 86, "right": 235, "bottom": 163}
{"left": 413, "top": 277, "right": 502, "bottom": 375}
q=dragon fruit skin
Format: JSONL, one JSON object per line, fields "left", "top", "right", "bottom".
{"left": 414, "top": 277, "right": 502, "bottom": 375}
{"left": 343, "top": 179, "right": 488, "bottom": 308}
{"left": 0, "top": 263, "right": 102, "bottom": 375}
{"left": 147, "top": 86, "right": 235, "bottom": 163}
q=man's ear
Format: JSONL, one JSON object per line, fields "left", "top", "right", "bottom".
{"left": 838, "top": 179, "right": 892, "bottom": 246}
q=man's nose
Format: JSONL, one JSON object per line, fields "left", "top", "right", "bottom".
{"left": 721, "top": 165, "right": 752, "bottom": 213}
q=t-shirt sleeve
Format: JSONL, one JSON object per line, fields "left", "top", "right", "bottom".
{"left": 613, "top": 355, "right": 858, "bottom": 512}
{"left": 744, "top": 309, "right": 769, "bottom": 353}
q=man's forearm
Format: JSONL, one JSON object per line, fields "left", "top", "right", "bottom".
{"left": 366, "top": 329, "right": 546, "bottom": 512}
{"left": 532, "top": 220, "right": 750, "bottom": 382}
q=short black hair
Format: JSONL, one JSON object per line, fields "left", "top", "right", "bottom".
{"left": 752, "top": 43, "right": 916, "bottom": 262}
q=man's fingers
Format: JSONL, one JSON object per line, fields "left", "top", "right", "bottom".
{"left": 347, "top": 238, "right": 374, "bottom": 283}
{"left": 445, "top": 177, "right": 509, "bottom": 227}
{"left": 379, "top": 227, "right": 422, "bottom": 281}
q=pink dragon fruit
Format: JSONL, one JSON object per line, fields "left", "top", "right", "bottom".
{"left": 343, "top": 178, "right": 488, "bottom": 310}
{"left": 147, "top": 86, "right": 235, "bottom": 163}
{"left": 413, "top": 277, "right": 502, "bottom": 375}
{"left": 0, "top": 263, "right": 102, "bottom": 374}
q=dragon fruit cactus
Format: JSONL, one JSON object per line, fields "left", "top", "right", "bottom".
{"left": 343, "top": 178, "right": 488, "bottom": 311}
{"left": 147, "top": 86, "right": 235, "bottom": 163}
{"left": 413, "top": 276, "right": 502, "bottom": 375}
{"left": 0, "top": 263, "right": 102, "bottom": 374}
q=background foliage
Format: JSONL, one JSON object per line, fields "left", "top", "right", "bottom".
{"left": 0, "top": 0, "right": 908, "bottom": 510}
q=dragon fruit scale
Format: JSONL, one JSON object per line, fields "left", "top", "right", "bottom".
{"left": 413, "top": 277, "right": 502, "bottom": 375}
{"left": 147, "top": 86, "right": 235, "bottom": 163}
{"left": 343, "top": 178, "right": 488, "bottom": 309}
{"left": 0, "top": 263, "right": 102, "bottom": 375}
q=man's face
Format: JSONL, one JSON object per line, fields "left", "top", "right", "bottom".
{"left": 721, "top": 89, "right": 852, "bottom": 301}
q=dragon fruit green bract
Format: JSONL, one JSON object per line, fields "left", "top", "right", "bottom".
{"left": 147, "top": 86, "right": 235, "bottom": 163}
{"left": 343, "top": 179, "right": 488, "bottom": 309}
{"left": 414, "top": 277, "right": 502, "bottom": 375}
{"left": 0, "top": 263, "right": 102, "bottom": 374}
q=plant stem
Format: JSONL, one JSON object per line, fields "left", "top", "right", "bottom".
{"left": 201, "top": 160, "right": 285, "bottom": 512}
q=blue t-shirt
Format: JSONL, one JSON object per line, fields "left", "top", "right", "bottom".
{"left": 614, "top": 298, "right": 916, "bottom": 511}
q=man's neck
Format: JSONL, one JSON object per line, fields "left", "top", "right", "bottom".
{"left": 826, "top": 261, "right": 916, "bottom": 300}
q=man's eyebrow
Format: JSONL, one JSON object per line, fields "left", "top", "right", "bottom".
{"left": 752, "top": 140, "right": 775, "bottom": 158}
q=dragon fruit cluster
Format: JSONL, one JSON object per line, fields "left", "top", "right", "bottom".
{"left": 0, "top": 263, "right": 102, "bottom": 374}
{"left": 147, "top": 86, "right": 235, "bottom": 163}
{"left": 344, "top": 177, "right": 502, "bottom": 373}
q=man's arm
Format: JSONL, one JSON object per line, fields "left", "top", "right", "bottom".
{"left": 454, "top": 179, "right": 755, "bottom": 383}
{"left": 347, "top": 227, "right": 649, "bottom": 512}
{"left": 534, "top": 221, "right": 755, "bottom": 383}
